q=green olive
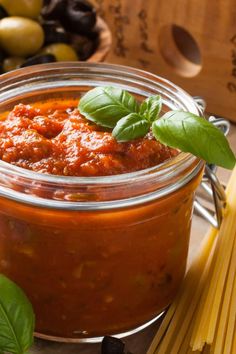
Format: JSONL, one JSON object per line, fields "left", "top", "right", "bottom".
{"left": 0, "top": 17, "right": 44, "bottom": 56}
{"left": 3, "top": 56, "right": 25, "bottom": 72}
{"left": 0, "top": 0, "right": 43, "bottom": 19}
{"left": 41, "top": 43, "right": 78, "bottom": 62}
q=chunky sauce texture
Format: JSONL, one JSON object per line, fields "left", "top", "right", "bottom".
{"left": 0, "top": 100, "right": 177, "bottom": 176}
{"left": 0, "top": 98, "right": 202, "bottom": 339}
{"left": 0, "top": 184, "right": 198, "bottom": 339}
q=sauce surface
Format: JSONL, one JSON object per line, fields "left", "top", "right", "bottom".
{"left": 0, "top": 100, "right": 177, "bottom": 176}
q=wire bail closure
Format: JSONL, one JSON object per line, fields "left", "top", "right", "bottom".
{"left": 193, "top": 97, "right": 229, "bottom": 229}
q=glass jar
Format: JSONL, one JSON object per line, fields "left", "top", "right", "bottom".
{"left": 0, "top": 63, "right": 204, "bottom": 342}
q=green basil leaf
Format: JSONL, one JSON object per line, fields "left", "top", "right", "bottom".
{"left": 112, "top": 113, "right": 150, "bottom": 142}
{"left": 79, "top": 86, "right": 139, "bottom": 128}
{"left": 152, "top": 111, "right": 236, "bottom": 169}
{"left": 0, "top": 274, "right": 35, "bottom": 354}
{"left": 140, "top": 95, "right": 162, "bottom": 122}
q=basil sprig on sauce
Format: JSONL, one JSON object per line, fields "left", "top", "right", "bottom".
{"left": 79, "top": 86, "right": 236, "bottom": 170}
{"left": 0, "top": 274, "right": 35, "bottom": 354}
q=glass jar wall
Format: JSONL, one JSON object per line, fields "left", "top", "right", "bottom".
{"left": 0, "top": 63, "right": 204, "bottom": 342}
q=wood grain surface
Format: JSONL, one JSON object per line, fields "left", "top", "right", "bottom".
{"left": 90, "top": 0, "right": 236, "bottom": 122}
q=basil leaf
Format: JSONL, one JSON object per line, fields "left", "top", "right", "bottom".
{"left": 79, "top": 86, "right": 139, "bottom": 128}
{"left": 0, "top": 274, "right": 35, "bottom": 354}
{"left": 112, "top": 113, "right": 150, "bottom": 142}
{"left": 140, "top": 95, "right": 162, "bottom": 122}
{"left": 152, "top": 111, "right": 236, "bottom": 169}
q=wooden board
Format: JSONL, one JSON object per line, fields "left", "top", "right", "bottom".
{"left": 90, "top": 0, "right": 236, "bottom": 122}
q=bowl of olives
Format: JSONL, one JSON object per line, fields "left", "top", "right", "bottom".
{"left": 0, "top": 0, "right": 112, "bottom": 72}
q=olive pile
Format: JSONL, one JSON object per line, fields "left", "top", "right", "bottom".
{"left": 0, "top": 0, "right": 99, "bottom": 73}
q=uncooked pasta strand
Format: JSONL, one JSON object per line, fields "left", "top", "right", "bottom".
{"left": 230, "top": 319, "right": 236, "bottom": 354}
{"left": 170, "top": 232, "right": 217, "bottom": 353}
{"left": 191, "top": 166, "right": 236, "bottom": 350}
{"left": 206, "top": 214, "right": 236, "bottom": 344}
{"left": 212, "top": 230, "right": 236, "bottom": 354}
{"left": 223, "top": 269, "right": 236, "bottom": 354}
{"left": 146, "top": 301, "right": 176, "bottom": 354}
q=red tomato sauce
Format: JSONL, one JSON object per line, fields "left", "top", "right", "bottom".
{"left": 0, "top": 98, "right": 202, "bottom": 340}
{"left": 0, "top": 100, "right": 177, "bottom": 176}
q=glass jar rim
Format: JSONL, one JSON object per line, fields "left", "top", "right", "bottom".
{"left": 0, "top": 62, "right": 204, "bottom": 209}
{"left": 0, "top": 62, "right": 201, "bottom": 183}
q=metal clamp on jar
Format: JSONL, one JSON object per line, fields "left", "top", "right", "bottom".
{"left": 193, "top": 97, "right": 229, "bottom": 229}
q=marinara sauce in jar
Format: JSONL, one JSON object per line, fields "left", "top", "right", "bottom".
{"left": 0, "top": 63, "right": 204, "bottom": 342}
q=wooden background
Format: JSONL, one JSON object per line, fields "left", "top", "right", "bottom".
{"left": 91, "top": 0, "right": 236, "bottom": 121}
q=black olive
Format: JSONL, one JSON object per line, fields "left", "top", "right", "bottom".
{"left": 101, "top": 336, "right": 125, "bottom": 354}
{"left": 43, "top": 0, "right": 51, "bottom": 5}
{"left": 0, "top": 4, "right": 8, "bottom": 19}
{"left": 41, "top": 0, "right": 67, "bottom": 20}
{"left": 61, "top": 0, "right": 96, "bottom": 35}
{"left": 42, "top": 22, "right": 69, "bottom": 45}
{"left": 0, "top": 48, "right": 7, "bottom": 73}
{"left": 20, "top": 54, "right": 56, "bottom": 68}
{"left": 70, "top": 33, "right": 97, "bottom": 60}
{"left": 0, "top": 51, "right": 5, "bottom": 74}
{"left": 0, "top": 48, "right": 6, "bottom": 62}
{"left": 86, "top": 29, "right": 99, "bottom": 41}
